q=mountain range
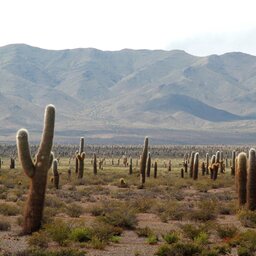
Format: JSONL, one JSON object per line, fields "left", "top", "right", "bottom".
{"left": 0, "top": 44, "right": 256, "bottom": 144}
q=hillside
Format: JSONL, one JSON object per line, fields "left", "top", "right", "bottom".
{"left": 0, "top": 44, "right": 256, "bottom": 144}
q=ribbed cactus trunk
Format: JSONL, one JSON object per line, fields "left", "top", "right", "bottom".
{"left": 189, "top": 152, "right": 195, "bottom": 178}
{"left": 76, "top": 138, "right": 85, "bottom": 179}
{"left": 247, "top": 148, "right": 256, "bottom": 210}
{"left": 183, "top": 160, "right": 188, "bottom": 173}
{"left": 93, "top": 153, "right": 97, "bottom": 175}
{"left": 129, "top": 158, "right": 133, "bottom": 175}
{"left": 237, "top": 152, "right": 247, "bottom": 207}
{"left": 210, "top": 155, "right": 216, "bottom": 179}
{"left": 154, "top": 161, "right": 157, "bottom": 178}
{"left": 10, "top": 157, "right": 15, "bottom": 169}
{"left": 139, "top": 137, "right": 148, "bottom": 188}
{"left": 16, "top": 105, "right": 55, "bottom": 234}
{"left": 168, "top": 160, "right": 171, "bottom": 172}
{"left": 193, "top": 153, "right": 199, "bottom": 180}
{"left": 231, "top": 150, "right": 236, "bottom": 176}
{"left": 52, "top": 159, "right": 59, "bottom": 189}
{"left": 75, "top": 151, "right": 78, "bottom": 174}
{"left": 146, "top": 152, "right": 151, "bottom": 177}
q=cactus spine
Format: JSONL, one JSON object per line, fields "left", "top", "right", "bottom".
{"left": 146, "top": 152, "right": 151, "bottom": 177}
{"left": 52, "top": 159, "right": 59, "bottom": 189}
{"left": 247, "top": 148, "right": 256, "bottom": 210}
{"left": 193, "top": 153, "right": 199, "bottom": 180}
{"left": 139, "top": 137, "right": 148, "bottom": 187}
{"left": 93, "top": 153, "right": 97, "bottom": 175}
{"left": 76, "top": 137, "right": 85, "bottom": 179}
{"left": 16, "top": 104, "right": 55, "bottom": 234}
{"left": 236, "top": 152, "right": 247, "bottom": 207}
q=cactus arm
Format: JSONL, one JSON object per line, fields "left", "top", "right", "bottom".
{"left": 37, "top": 105, "right": 55, "bottom": 158}
{"left": 16, "top": 129, "right": 35, "bottom": 178}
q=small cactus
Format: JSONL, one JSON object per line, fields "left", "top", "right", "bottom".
{"left": 139, "top": 137, "right": 148, "bottom": 188}
{"left": 76, "top": 138, "right": 85, "bottom": 179}
{"left": 129, "top": 158, "right": 133, "bottom": 175}
{"left": 231, "top": 150, "right": 236, "bottom": 176}
{"left": 154, "top": 161, "right": 157, "bottom": 178}
{"left": 189, "top": 152, "right": 195, "bottom": 178}
{"left": 181, "top": 168, "right": 184, "bottom": 178}
{"left": 93, "top": 153, "right": 97, "bottom": 175}
{"left": 52, "top": 159, "right": 59, "bottom": 189}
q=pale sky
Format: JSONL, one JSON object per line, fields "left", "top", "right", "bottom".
{"left": 1, "top": 0, "right": 256, "bottom": 56}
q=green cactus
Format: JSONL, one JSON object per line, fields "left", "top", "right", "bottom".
{"left": 236, "top": 152, "right": 247, "bottom": 207}
{"left": 52, "top": 159, "right": 59, "bottom": 189}
{"left": 16, "top": 104, "right": 55, "bottom": 234}
{"left": 201, "top": 161, "right": 206, "bottom": 176}
{"left": 76, "top": 137, "right": 85, "bottom": 179}
{"left": 193, "top": 152, "right": 199, "bottom": 180}
{"left": 181, "top": 168, "right": 184, "bottom": 178}
{"left": 146, "top": 152, "right": 151, "bottom": 177}
{"left": 247, "top": 148, "right": 256, "bottom": 210}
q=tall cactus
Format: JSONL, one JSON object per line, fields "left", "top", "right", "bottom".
{"left": 247, "top": 148, "right": 256, "bottom": 210}
{"left": 139, "top": 137, "right": 148, "bottom": 188}
{"left": 236, "top": 152, "right": 247, "bottom": 207}
{"left": 16, "top": 104, "right": 55, "bottom": 234}
{"left": 146, "top": 152, "right": 151, "bottom": 177}
{"left": 93, "top": 153, "right": 97, "bottom": 175}
{"left": 76, "top": 137, "right": 85, "bottom": 179}
{"left": 193, "top": 152, "right": 199, "bottom": 180}
{"left": 52, "top": 159, "right": 59, "bottom": 189}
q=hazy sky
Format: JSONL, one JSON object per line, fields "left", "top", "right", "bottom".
{"left": 1, "top": 0, "right": 256, "bottom": 56}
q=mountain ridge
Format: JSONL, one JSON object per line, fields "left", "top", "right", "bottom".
{"left": 0, "top": 44, "right": 256, "bottom": 144}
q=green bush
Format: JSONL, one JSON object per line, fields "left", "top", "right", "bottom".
{"left": 217, "top": 225, "right": 238, "bottom": 239}
{"left": 147, "top": 234, "right": 158, "bottom": 245}
{"left": 0, "top": 203, "right": 20, "bottom": 216}
{"left": 66, "top": 203, "right": 84, "bottom": 218}
{"left": 162, "top": 231, "right": 179, "bottom": 244}
{"left": 136, "top": 226, "right": 153, "bottom": 237}
{"left": 28, "top": 231, "right": 50, "bottom": 248}
{"left": 69, "top": 227, "right": 91, "bottom": 242}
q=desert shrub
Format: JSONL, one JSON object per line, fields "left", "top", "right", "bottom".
{"left": 12, "top": 248, "right": 85, "bottom": 256}
{"left": 66, "top": 203, "right": 84, "bottom": 217}
{"left": 136, "top": 226, "right": 153, "bottom": 237}
{"left": 155, "top": 242, "right": 201, "bottom": 256}
{"left": 28, "top": 231, "right": 50, "bottom": 248}
{"left": 232, "top": 230, "right": 256, "bottom": 254}
{"left": 217, "top": 225, "right": 238, "bottom": 239}
{"left": 45, "top": 195, "right": 65, "bottom": 209}
{"left": 147, "top": 234, "right": 158, "bottom": 245}
{"left": 238, "top": 210, "right": 256, "bottom": 228}
{"left": 0, "top": 220, "right": 11, "bottom": 231}
{"left": 98, "top": 207, "right": 137, "bottom": 229}
{"left": 44, "top": 220, "right": 71, "bottom": 245}
{"left": 188, "top": 201, "right": 217, "bottom": 221}
{"left": 181, "top": 224, "right": 208, "bottom": 241}
{"left": 0, "top": 203, "right": 20, "bottom": 216}
{"left": 194, "top": 231, "right": 209, "bottom": 246}
{"left": 162, "top": 231, "right": 179, "bottom": 244}
{"left": 69, "top": 227, "right": 91, "bottom": 242}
